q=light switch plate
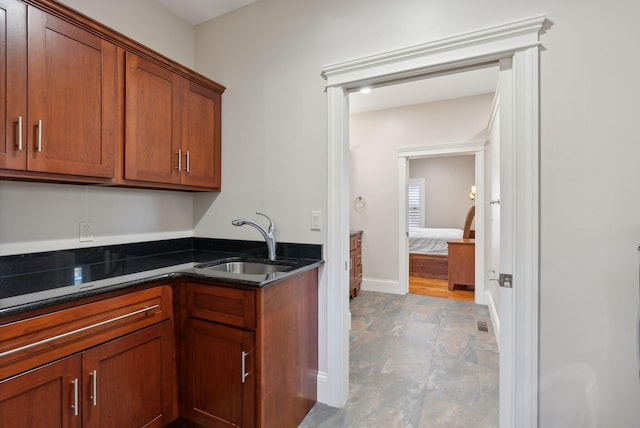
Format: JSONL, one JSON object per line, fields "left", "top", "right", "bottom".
{"left": 311, "top": 211, "right": 322, "bottom": 231}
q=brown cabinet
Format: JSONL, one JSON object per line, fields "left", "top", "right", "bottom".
{"left": 124, "top": 52, "right": 221, "bottom": 190}
{"left": 350, "top": 231, "right": 362, "bottom": 298}
{"left": 177, "top": 268, "right": 318, "bottom": 428}
{"left": 447, "top": 239, "right": 475, "bottom": 291}
{"left": 0, "top": 0, "right": 223, "bottom": 190}
{"left": 0, "top": 1, "right": 117, "bottom": 179}
{"left": 0, "top": 322, "right": 174, "bottom": 428}
{"left": 82, "top": 321, "right": 175, "bottom": 428}
{"left": 0, "top": 285, "right": 176, "bottom": 428}
{"left": 0, "top": 0, "right": 27, "bottom": 171}
{"left": 0, "top": 354, "right": 81, "bottom": 428}
{"left": 183, "top": 318, "right": 255, "bottom": 428}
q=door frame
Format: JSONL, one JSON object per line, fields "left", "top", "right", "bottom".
{"left": 321, "top": 15, "right": 547, "bottom": 427}
{"left": 398, "top": 142, "right": 486, "bottom": 305}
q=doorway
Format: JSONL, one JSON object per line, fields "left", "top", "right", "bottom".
{"left": 321, "top": 15, "right": 546, "bottom": 427}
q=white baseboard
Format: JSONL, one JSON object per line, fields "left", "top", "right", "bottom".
{"left": 316, "top": 371, "right": 332, "bottom": 406}
{"left": 485, "top": 290, "right": 500, "bottom": 349}
{"left": 361, "top": 277, "right": 405, "bottom": 295}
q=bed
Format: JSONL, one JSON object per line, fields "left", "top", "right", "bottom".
{"left": 409, "top": 206, "right": 475, "bottom": 279}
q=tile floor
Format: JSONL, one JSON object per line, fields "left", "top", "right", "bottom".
{"left": 299, "top": 291, "right": 499, "bottom": 428}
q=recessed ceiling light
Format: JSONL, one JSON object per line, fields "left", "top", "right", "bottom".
{"left": 359, "top": 86, "right": 371, "bottom": 94}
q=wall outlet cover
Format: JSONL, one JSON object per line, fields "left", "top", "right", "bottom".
{"left": 79, "top": 221, "right": 93, "bottom": 242}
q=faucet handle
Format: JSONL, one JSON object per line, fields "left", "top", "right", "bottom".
{"left": 255, "top": 212, "right": 274, "bottom": 233}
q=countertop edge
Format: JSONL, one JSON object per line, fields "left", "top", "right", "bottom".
{"left": 0, "top": 259, "right": 325, "bottom": 319}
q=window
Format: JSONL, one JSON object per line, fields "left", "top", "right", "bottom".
{"left": 408, "top": 178, "right": 425, "bottom": 227}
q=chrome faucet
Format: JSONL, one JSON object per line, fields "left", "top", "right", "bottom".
{"left": 232, "top": 212, "right": 277, "bottom": 260}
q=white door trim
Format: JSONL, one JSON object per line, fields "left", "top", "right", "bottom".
{"left": 321, "top": 15, "right": 547, "bottom": 428}
{"left": 398, "top": 142, "right": 486, "bottom": 306}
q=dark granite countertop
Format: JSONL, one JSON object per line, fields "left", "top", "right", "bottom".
{"left": 0, "top": 238, "right": 323, "bottom": 318}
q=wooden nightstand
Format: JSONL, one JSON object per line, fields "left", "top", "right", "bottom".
{"left": 447, "top": 239, "right": 475, "bottom": 291}
{"left": 350, "top": 231, "right": 363, "bottom": 298}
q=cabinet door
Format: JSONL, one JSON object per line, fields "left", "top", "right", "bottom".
{"left": 124, "top": 52, "right": 181, "bottom": 185}
{"left": 0, "top": 355, "right": 82, "bottom": 428}
{"left": 0, "top": 0, "right": 26, "bottom": 171}
{"left": 82, "top": 321, "right": 176, "bottom": 428}
{"left": 181, "top": 79, "right": 221, "bottom": 189}
{"left": 27, "top": 8, "right": 117, "bottom": 178}
{"left": 183, "top": 318, "right": 254, "bottom": 428}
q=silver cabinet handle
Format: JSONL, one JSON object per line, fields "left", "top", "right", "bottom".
{"left": 36, "top": 119, "right": 42, "bottom": 152}
{"left": 176, "top": 149, "right": 182, "bottom": 171}
{"left": 0, "top": 304, "right": 159, "bottom": 358}
{"left": 185, "top": 150, "right": 190, "bottom": 173}
{"left": 90, "top": 370, "right": 98, "bottom": 406}
{"left": 241, "top": 351, "right": 249, "bottom": 383}
{"left": 71, "top": 378, "right": 79, "bottom": 416}
{"left": 16, "top": 116, "right": 23, "bottom": 150}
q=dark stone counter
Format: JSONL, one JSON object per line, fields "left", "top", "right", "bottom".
{"left": 0, "top": 238, "right": 323, "bottom": 317}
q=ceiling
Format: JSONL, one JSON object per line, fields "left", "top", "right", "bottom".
{"left": 154, "top": 0, "right": 257, "bottom": 25}
{"left": 349, "top": 66, "right": 499, "bottom": 114}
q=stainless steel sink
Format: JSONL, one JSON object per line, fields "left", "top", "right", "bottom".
{"left": 194, "top": 258, "right": 295, "bottom": 276}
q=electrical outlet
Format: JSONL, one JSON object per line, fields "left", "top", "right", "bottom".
{"left": 79, "top": 222, "right": 93, "bottom": 242}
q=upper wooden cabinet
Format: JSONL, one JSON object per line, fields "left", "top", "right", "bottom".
{"left": 0, "top": 0, "right": 27, "bottom": 171}
{"left": 0, "top": 1, "right": 117, "bottom": 179}
{"left": 124, "top": 52, "right": 222, "bottom": 190}
{"left": 0, "top": 0, "right": 224, "bottom": 190}
{"left": 27, "top": 8, "right": 117, "bottom": 178}
{"left": 124, "top": 53, "right": 181, "bottom": 186}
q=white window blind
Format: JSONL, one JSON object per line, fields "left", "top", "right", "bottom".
{"left": 408, "top": 178, "right": 425, "bottom": 227}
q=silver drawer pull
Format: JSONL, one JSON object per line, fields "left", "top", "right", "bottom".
{"left": 36, "top": 119, "right": 42, "bottom": 152}
{"left": 71, "top": 378, "right": 79, "bottom": 416}
{"left": 16, "top": 116, "right": 23, "bottom": 150}
{"left": 176, "top": 149, "right": 182, "bottom": 171}
{"left": 0, "top": 304, "right": 160, "bottom": 359}
{"left": 185, "top": 150, "right": 190, "bottom": 173}
{"left": 90, "top": 370, "right": 98, "bottom": 406}
{"left": 241, "top": 351, "right": 249, "bottom": 383}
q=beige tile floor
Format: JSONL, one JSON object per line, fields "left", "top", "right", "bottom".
{"left": 299, "top": 291, "right": 499, "bottom": 428}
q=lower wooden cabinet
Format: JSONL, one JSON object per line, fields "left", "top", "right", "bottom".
{"left": 0, "top": 354, "right": 81, "bottom": 428}
{"left": 447, "top": 239, "right": 475, "bottom": 291}
{"left": 0, "top": 320, "right": 176, "bottom": 428}
{"left": 177, "top": 268, "right": 319, "bottom": 428}
{"left": 182, "top": 318, "right": 254, "bottom": 428}
{"left": 82, "top": 320, "right": 176, "bottom": 428}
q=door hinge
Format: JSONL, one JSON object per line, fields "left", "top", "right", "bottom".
{"left": 499, "top": 273, "right": 513, "bottom": 288}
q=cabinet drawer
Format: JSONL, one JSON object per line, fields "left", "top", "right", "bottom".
{"left": 187, "top": 283, "right": 255, "bottom": 330}
{"left": 0, "top": 285, "right": 172, "bottom": 380}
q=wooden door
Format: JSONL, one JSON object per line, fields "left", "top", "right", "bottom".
{"left": 124, "top": 52, "right": 181, "bottom": 185}
{"left": 27, "top": 8, "right": 117, "bottom": 178}
{"left": 82, "top": 321, "right": 176, "bottom": 428}
{"left": 181, "top": 79, "right": 221, "bottom": 189}
{"left": 0, "top": 0, "right": 26, "bottom": 171}
{"left": 183, "top": 318, "right": 254, "bottom": 428}
{"left": 0, "top": 355, "right": 82, "bottom": 428}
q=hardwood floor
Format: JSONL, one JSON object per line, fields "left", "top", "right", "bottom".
{"left": 409, "top": 275, "right": 474, "bottom": 302}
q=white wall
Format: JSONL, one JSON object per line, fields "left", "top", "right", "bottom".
{"left": 57, "top": 0, "right": 195, "bottom": 67}
{"left": 193, "top": 0, "right": 640, "bottom": 426}
{"left": 348, "top": 95, "right": 492, "bottom": 282}
{"left": 409, "top": 156, "right": 475, "bottom": 229}
{"left": 0, "top": 0, "right": 198, "bottom": 256}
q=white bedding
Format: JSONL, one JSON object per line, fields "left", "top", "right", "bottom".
{"left": 408, "top": 227, "right": 464, "bottom": 254}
